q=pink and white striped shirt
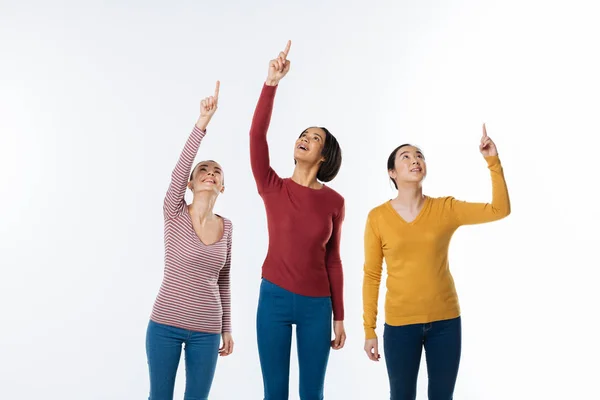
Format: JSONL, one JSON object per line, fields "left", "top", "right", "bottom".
{"left": 150, "top": 126, "right": 232, "bottom": 333}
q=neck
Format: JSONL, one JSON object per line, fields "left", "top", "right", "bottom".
{"left": 393, "top": 183, "right": 424, "bottom": 209}
{"left": 291, "top": 162, "right": 322, "bottom": 189}
{"left": 188, "top": 191, "right": 218, "bottom": 224}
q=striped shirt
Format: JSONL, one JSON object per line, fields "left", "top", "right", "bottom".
{"left": 150, "top": 126, "right": 233, "bottom": 333}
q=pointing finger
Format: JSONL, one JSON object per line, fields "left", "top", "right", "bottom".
{"left": 283, "top": 40, "right": 291, "bottom": 57}
{"left": 214, "top": 80, "right": 220, "bottom": 99}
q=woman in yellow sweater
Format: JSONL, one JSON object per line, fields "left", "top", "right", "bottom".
{"left": 362, "top": 124, "right": 510, "bottom": 400}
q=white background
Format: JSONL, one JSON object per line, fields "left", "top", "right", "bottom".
{"left": 1, "top": 0, "right": 598, "bottom": 399}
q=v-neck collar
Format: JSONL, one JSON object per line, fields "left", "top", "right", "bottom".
{"left": 184, "top": 206, "right": 226, "bottom": 246}
{"left": 385, "top": 196, "right": 430, "bottom": 225}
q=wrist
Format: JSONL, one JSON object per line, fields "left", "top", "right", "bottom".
{"left": 265, "top": 78, "right": 279, "bottom": 86}
{"left": 195, "top": 117, "right": 210, "bottom": 131}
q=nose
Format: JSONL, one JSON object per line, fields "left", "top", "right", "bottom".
{"left": 207, "top": 170, "right": 215, "bottom": 176}
{"left": 301, "top": 137, "right": 308, "bottom": 143}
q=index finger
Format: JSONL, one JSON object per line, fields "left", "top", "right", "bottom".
{"left": 482, "top": 123, "right": 488, "bottom": 137}
{"left": 283, "top": 40, "right": 291, "bottom": 57}
{"left": 214, "top": 80, "right": 220, "bottom": 98}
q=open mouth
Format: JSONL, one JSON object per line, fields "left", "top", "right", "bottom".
{"left": 410, "top": 168, "right": 422, "bottom": 172}
{"left": 202, "top": 178, "right": 216, "bottom": 184}
{"left": 297, "top": 144, "right": 308, "bottom": 151}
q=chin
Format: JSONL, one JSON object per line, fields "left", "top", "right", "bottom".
{"left": 293, "top": 151, "right": 311, "bottom": 162}
{"left": 197, "top": 185, "right": 220, "bottom": 193}
{"left": 402, "top": 176, "right": 425, "bottom": 184}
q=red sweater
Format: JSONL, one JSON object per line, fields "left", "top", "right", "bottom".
{"left": 249, "top": 84, "right": 345, "bottom": 321}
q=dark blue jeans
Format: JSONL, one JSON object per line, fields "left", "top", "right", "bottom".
{"left": 256, "top": 279, "right": 332, "bottom": 400}
{"left": 384, "top": 317, "right": 462, "bottom": 400}
{"left": 146, "top": 320, "right": 220, "bottom": 400}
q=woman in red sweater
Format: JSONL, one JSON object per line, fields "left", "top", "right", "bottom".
{"left": 249, "top": 41, "right": 346, "bottom": 399}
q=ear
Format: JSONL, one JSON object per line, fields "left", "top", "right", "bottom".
{"left": 388, "top": 169, "right": 397, "bottom": 180}
{"left": 220, "top": 186, "right": 225, "bottom": 194}
{"left": 187, "top": 181, "right": 193, "bottom": 191}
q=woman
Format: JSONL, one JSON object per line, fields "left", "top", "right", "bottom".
{"left": 146, "top": 81, "right": 234, "bottom": 400}
{"left": 362, "top": 125, "right": 510, "bottom": 400}
{"left": 249, "top": 40, "right": 347, "bottom": 400}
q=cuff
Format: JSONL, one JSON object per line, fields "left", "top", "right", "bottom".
{"left": 192, "top": 125, "right": 207, "bottom": 136}
{"left": 485, "top": 155, "right": 501, "bottom": 168}
{"left": 263, "top": 82, "right": 279, "bottom": 92}
{"left": 364, "top": 328, "right": 377, "bottom": 340}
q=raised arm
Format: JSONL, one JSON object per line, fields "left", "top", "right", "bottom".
{"left": 249, "top": 41, "right": 291, "bottom": 193}
{"left": 164, "top": 81, "right": 220, "bottom": 219}
{"left": 448, "top": 124, "right": 511, "bottom": 225}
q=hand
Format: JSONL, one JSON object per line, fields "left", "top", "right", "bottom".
{"left": 479, "top": 123, "right": 498, "bottom": 157}
{"left": 331, "top": 320, "right": 346, "bottom": 350}
{"left": 195, "top": 80, "right": 220, "bottom": 131}
{"left": 364, "top": 338, "right": 380, "bottom": 361}
{"left": 219, "top": 332, "right": 234, "bottom": 356}
{"left": 266, "top": 40, "right": 292, "bottom": 86}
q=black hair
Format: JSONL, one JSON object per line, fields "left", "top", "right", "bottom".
{"left": 295, "top": 127, "right": 342, "bottom": 182}
{"left": 387, "top": 144, "right": 423, "bottom": 189}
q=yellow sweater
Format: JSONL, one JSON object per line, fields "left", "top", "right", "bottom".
{"left": 362, "top": 155, "right": 510, "bottom": 339}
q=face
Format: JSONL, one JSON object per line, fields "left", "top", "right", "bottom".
{"left": 388, "top": 146, "right": 427, "bottom": 185}
{"left": 294, "top": 127, "right": 326, "bottom": 164}
{"left": 188, "top": 161, "right": 224, "bottom": 194}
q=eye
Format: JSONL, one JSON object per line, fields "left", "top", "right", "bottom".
{"left": 418, "top": 154, "right": 424, "bottom": 159}
{"left": 402, "top": 155, "right": 409, "bottom": 159}
{"left": 214, "top": 171, "right": 221, "bottom": 174}
{"left": 313, "top": 136, "right": 320, "bottom": 141}
{"left": 199, "top": 167, "right": 207, "bottom": 171}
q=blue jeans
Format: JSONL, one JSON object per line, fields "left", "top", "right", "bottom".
{"left": 256, "top": 279, "right": 332, "bottom": 400}
{"left": 146, "top": 320, "right": 220, "bottom": 400}
{"left": 384, "top": 317, "right": 462, "bottom": 400}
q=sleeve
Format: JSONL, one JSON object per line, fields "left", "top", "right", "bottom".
{"left": 249, "top": 84, "right": 283, "bottom": 194}
{"left": 163, "top": 126, "right": 206, "bottom": 219}
{"left": 218, "top": 222, "right": 232, "bottom": 333}
{"left": 325, "top": 200, "right": 345, "bottom": 321}
{"left": 447, "top": 155, "right": 511, "bottom": 226}
{"left": 362, "top": 210, "right": 384, "bottom": 339}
